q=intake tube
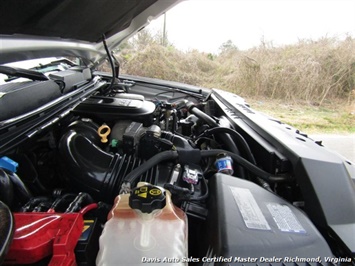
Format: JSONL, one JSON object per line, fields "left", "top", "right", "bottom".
{"left": 58, "top": 121, "right": 121, "bottom": 202}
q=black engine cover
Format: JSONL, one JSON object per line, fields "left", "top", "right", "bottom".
{"left": 205, "top": 173, "right": 334, "bottom": 265}
{"left": 72, "top": 95, "right": 155, "bottom": 126}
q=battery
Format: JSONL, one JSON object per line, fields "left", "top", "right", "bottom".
{"left": 75, "top": 218, "right": 102, "bottom": 266}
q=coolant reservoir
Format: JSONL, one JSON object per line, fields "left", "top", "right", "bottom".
{"left": 96, "top": 183, "right": 188, "bottom": 265}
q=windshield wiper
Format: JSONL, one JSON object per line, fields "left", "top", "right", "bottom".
{"left": 0, "top": 65, "right": 48, "bottom": 82}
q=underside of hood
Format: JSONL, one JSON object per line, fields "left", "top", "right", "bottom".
{"left": 0, "top": 0, "right": 182, "bottom": 65}
{"left": 1, "top": 0, "right": 159, "bottom": 43}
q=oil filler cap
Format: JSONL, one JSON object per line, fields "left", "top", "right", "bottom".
{"left": 129, "top": 185, "right": 166, "bottom": 213}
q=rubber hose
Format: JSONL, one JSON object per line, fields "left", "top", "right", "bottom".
{"left": 123, "top": 150, "right": 179, "bottom": 185}
{"left": 202, "top": 128, "right": 272, "bottom": 189}
{"left": 200, "top": 149, "right": 274, "bottom": 182}
{"left": 188, "top": 105, "right": 219, "bottom": 127}
{"left": 203, "top": 127, "right": 255, "bottom": 162}
{"left": 6, "top": 170, "right": 32, "bottom": 204}
{"left": 189, "top": 105, "right": 245, "bottom": 177}
{"left": 0, "top": 169, "right": 13, "bottom": 207}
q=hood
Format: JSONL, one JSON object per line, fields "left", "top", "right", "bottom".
{"left": 0, "top": 0, "right": 182, "bottom": 66}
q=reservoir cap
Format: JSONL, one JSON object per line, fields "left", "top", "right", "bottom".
{"left": 129, "top": 185, "right": 166, "bottom": 213}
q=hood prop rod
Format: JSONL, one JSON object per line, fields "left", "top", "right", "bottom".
{"left": 102, "top": 34, "right": 119, "bottom": 92}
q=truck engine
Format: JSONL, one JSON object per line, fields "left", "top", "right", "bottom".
{"left": 0, "top": 65, "right": 354, "bottom": 265}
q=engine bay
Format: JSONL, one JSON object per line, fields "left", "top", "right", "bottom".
{"left": 1, "top": 63, "right": 354, "bottom": 265}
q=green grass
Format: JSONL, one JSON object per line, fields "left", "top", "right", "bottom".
{"left": 247, "top": 98, "right": 355, "bottom": 134}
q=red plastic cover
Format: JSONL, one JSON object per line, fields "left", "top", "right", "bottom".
{"left": 4, "top": 212, "right": 84, "bottom": 265}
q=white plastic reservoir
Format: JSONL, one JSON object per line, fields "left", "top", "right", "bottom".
{"left": 96, "top": 183, "right": 188, "bottom": 265}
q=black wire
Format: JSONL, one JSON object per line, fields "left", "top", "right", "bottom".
{"left": 189, "top": 176, "right": 209, "bottom": 201}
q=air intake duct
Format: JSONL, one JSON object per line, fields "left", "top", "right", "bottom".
{"left": 58, "top": 121, "right": 158, "bottom": 203}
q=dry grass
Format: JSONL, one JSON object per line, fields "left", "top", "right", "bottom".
{"left": 113, "top": 31, "right": 355, "bottom": 132}
{"left": 247, "top": 98, "right": 355, "bottom": 133}
{"left": 118, "top": 32, "right": 355, "bottom": 105}
{"left": 218, "top": 38, "right": 355, "bottom": 105}
{"left": 120, "top": 44, "right": 217, "bottom": 86}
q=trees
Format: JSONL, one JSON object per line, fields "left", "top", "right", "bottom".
{"left": 219, "top": 40, "right": 238, "bottom": 54}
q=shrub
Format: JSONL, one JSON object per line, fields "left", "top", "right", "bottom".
{"left": 118, "top": 31, "right": 355, "bottom": 105}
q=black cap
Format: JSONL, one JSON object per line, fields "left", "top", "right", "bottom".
{"left": 129, "top": 185, "right": 166, "bottom": 213}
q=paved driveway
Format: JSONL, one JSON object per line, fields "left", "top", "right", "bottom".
{"left": 310, "top": 134, "right": 355, "bottom": 163}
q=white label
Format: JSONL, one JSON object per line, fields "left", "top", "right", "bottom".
{"left": 230, "top": 187, "right": 271, "bottom": 230}
{"left": 267, "top": 203, "right": 306, "bottom": 233}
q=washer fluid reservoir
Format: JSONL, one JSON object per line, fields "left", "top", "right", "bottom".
{"left": 96, "top": 183, "right": 188, "bottom": 265}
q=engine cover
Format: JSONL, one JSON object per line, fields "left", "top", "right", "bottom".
{"left": 205, "top": 173, "right": 334, "bottom": 264}
{"left": 72, "top": 94, "right": 156, "bottom": 126}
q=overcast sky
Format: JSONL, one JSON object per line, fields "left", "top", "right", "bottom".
{"left": 147, "top": 0, "right": 355, "bottom": 53}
